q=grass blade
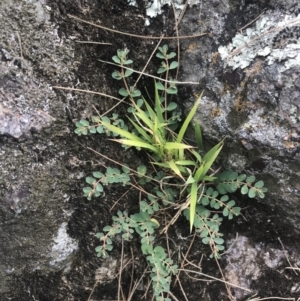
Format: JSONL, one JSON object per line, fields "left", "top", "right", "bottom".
{"left": 194, "top": 164, "right": 204, "bottom": 181}
{"left": 164, "top": 142, "right": 194, "bottom": 150}
{"left": 102, "top": 121, "right": 144, "bottom": 142}
{"left": 189, "top": 182, "right": 198, "bottom": 232}
{"left": 194, "top": 123, "right": 203, "bottom": 151}
{"left": 191, "top": 150, "right": 202, "bottom": 163}
{"left": 198, "top": 140, "right": 224, "bottom": 180}
{"left": 127, "top": 117, "right": 152, "bottom": 142}
{"left": 134, "top": 105, "right": 155, "bottom": 130}
{"left": 168, "top": 160, "right": 183, "bottom": 179}
{"left": 175, "top": 160, "right": 197, "bottom": 166}
{"left": 154, "top": 81, "right": 164, "bottom": 124}
{"left": 176, "top": 92, "right": 203, "bottom": 143}
{"left": 114, "top": 139, "right": 159, "bottom": 153}
{"left": 143, "top": 98, "right": 156, "bottom": 122}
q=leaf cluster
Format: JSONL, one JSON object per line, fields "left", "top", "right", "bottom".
{"left": 83, "top": 167, "right": 130, "bottom": 200}
{"left": 217, "top": 170, "right": 268, "bottom": 198}
{"left": 75, "top": 113, "right": 128, "bottom": 137}
{"left": 95, "top": 210, "right": 177, "bottom": 300}
{"left": 77, "top": 45, "right": 268, "bottom": 300}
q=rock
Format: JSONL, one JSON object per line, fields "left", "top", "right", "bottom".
{"left": 224, "top": 235, "right": 300, "bottom": 299}
{"left": 0, "top": 0, "right": 81, "bottom": 296}
{"left": 180, "top": 1, "right": 300, "bottom": 231}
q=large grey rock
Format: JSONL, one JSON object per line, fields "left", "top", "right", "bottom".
{"left": 0, "top": 0, "right": 80, "bottom": 295}
{"left": 224, "top": 235, "right": 300, "bottom": 299}
{"left": 179, "top": 0, "right": 300, "bottom": 230}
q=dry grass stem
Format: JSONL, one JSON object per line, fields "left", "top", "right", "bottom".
{"left": 76, "top": 41, "right": 112, "bottom": 45}
{"left": 167, "top": 290, "right": 180, "bottom": 301}
{"left": 213, "top": 252, "right": 234, "bottom": 301}
{"left": 171, "top": 2, "right": 181, "bottom": 80}
{"left": 133, "top": 38, "right": 163, "bottom": 88}
{"left": 98, "top": 59, "right": 199, "bottom": 85}
{"left": 110, "top": 188, "right": 132, "bottom": 212}
{"left": 52, "top": 86, "right": 123, "bottom": 101}
{"left": 180, "top": 268, "right": 252, "bottom": 292}
{"left": 67, "top": 14, "right": 206, "bottom": 40}
{"left": 248, "top": 297, "right": 296, "bottom": 301}
{"left": 278, "top": 237, "right": 298, "bottom": 275}
{"left": 174, "top": 232, "right": 196, "bottom": 285}
{"left": 175, "top": 1, "right": 189, "bottom": 30}
{"left": 16, "top": 31, "right": 23, "bottom": 59}
{"left": 238, "top": 9, "right": 266, "bottom": 33}
{"left": 117, "top": 240, "right": 124, "bottom": 301}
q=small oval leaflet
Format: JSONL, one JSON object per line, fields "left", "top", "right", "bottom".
{"left": 86, "top": 176, "right": 96, "bottom": 184}
{"left": 169, "top": 61, "right": 179, "bottom": 69}
{"left": 167, "top": 102, "right": 177, "bottom": 111}
{"left": 248, "top": 187, "right": 256, "bottom": 198}
{"left": 241, "top": 184, "right": 249, "bottom": 195}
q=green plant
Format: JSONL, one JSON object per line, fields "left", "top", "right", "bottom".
{"left": 75, "top": 45, "right": 267, "bottom": 300}
{"left": 83, "top": 167, "right": 130, "bottom": 200}
{"left": 75, "top": 113, "right": 128, "bottom": 137}
{"left": 95, "top": 210, "right": 177, "bottom": 300}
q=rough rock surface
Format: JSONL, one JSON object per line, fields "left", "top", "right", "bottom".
{"left": 0, "top": 0, "right": 300, "bottom": 300}
{"left": 179, "top": 0, "right": 300, "bottom": 231}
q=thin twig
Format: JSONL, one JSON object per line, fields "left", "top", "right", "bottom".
{"left": 174, "top": 232, "right": 196, "bottom": 285}
{"left": 86, "top": 146, "right": 182, "bottom": 188}
{"left": 213, "top": 253, "right": 234, "bottom": 301}
{"left": 171, "top": 2, "right": 181, "bottom": 80}
{"left": 16, "top": 31, "right": 23, "bottom": 59}
{"left": 180, "top": 268, "right": 252, "bottom": 292}
{"left": 75, "top": 40, "right": 112, "bottom": 45}
{"left": 117, "top": 239, "right": 124, "bottom": 301}
{"left": 161, "top": 182, "right": 205, "bottom": 234}
{"left": 142, "top": 274, "right": 152, "bottom": 300}
{"left": 133, "top": 37, "right": 163, "bottom": 88}
{"left": 98, "top": 59, "right": 199, "bottom": 85}
{"left": 285, "top": 266, "right": 300, "bottom": 271}
{"left": 115, "top": 259, "right": 133, "bottom": 279}
{"left": 128, "top": 247, "right": 134, "bottom": 299}
{"left": 67, "top": 14, "right": 207, "bottom": 40}
{"left": 110, "top": 187, "right": 133, "bottom": 212}
{"left": 238, "top": 9, "right": 266, "bottom": 33}
{"left": 167, "top": 290, "right": 180, "bottom": 301}
{"left": 174, "top": 274, "right": 189, "bottom": 301}
{"left": 278, "top": 237, "right": 298, "bottom": 275}
{"left": 87, "top": 280, "right": 100, "bottom": 301}
{"left": 181, "top": 258, "right": 214, "bottom": 282}
{"left": 248, "top": 297, "right": 295, "bottom": 301}
{"left": 219, "top": 232, "right": 239, "bottom": 256}
{"left": 126, "top": 268, "right": 148, "bottom": 301}
{"left": 52, "top": 86, "right": 123, "bottom": 101}
{"left": 160, "top": 196, "right": 190, "bottom": 234}
{"left": 165, "top": 219, "right": 171, "bottom": 259}
{"left": 174, "top": 1, "right": 189, "bottom": 30}
{"left": 53, "top": 86, "right": 129, "bottom": 117}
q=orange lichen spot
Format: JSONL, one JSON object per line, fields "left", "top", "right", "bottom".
{"left": 283, "top": 141, "right": 298, "bottom": 149}
{"left": 187, "top": 42, "right": 197, "bottom": 52}
{"left": 234, "top": 95, "right": 248, "bottom": 113}
{"left": 210, "top": 107, "right": 221, "bottom": 117}
{"left": 222, "top": 83, "right": 232, "bottom": 95}
{"left": 211, "top": 52, "right": 219, "bottom": 66}
{"left": 244, "top": 61, "right": 263, "bottom": 78}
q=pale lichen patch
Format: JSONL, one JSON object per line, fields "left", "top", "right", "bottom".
{"left": 218, "top": 11, "right": 300, "bottom": 70}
